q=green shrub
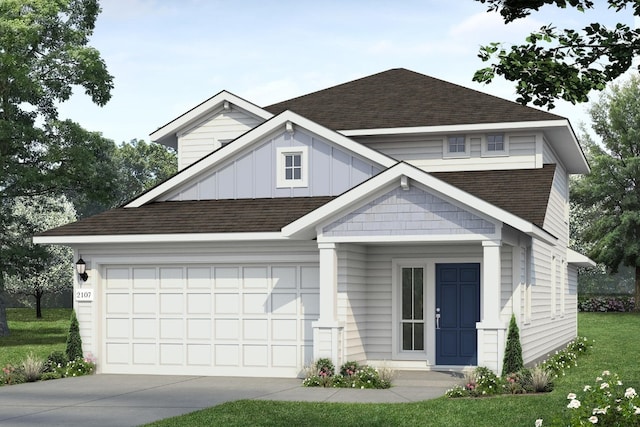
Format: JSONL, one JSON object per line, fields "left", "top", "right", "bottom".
{"left": 502, "top": 314, "right": 523, "bottom": 376}
{"left": 45, "top": 350, "right": 68, "bottom": 373}
{"left": 354, "top": 366, "right": 391, "bottom": 389}
{"left": 340, "top": 360, "right": 360, "bottom": 377}
{"left": 65, "top": 310, "right": 83, "bottom": 361}
{"left": 41, "top": 371, "right": 62, "bottom": 381}
{"left": 1, "top": 365, "right": 25, "bottom": 385}
{"left": 58, "top": 357, "right": 95, "bottom": 377}
{"left": 302, "top": 359, "right": 393, "bottom": 389}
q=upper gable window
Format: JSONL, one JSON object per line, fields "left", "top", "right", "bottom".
{"left": 444, "top": 135, "right": 469, "bottom": 158}
{"left": 276, "top": 146, "right": 308, "bottom": 188}
{"left": 482, "top": 133, "right": 508, "bottom": 156}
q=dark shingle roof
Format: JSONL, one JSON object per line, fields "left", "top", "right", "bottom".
{"left": 432, "top": 164, "right": 556, "bottom": 229}
{"left": 38, "top": 197, "right": 336, "bottom": 236}
{"left": 264, "top": 68, "right": 563, "bottom": 130}
{"left": 39, "top": 166, "right": 555, "bottom": 238}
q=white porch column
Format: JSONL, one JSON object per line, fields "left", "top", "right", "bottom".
{"left": 312, "top": 242, "right": 343, "bottom": 365}
{"left": 476, "top": 240, "right": 508, "bottom": 373}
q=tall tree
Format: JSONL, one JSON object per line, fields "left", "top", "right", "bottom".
{"left": 4, "top": 195, "right": 76, "bottom": 318}
{"left": 571, "top": 76, "right": 640, "bottom": 309}
{"left": 473, "top": 0, "right": 640, "bottom": 109}
{"left": 0, "top": 0, "right": 114, "bottom": 336}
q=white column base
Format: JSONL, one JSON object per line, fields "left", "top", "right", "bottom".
{"left": 476, "top": 322, "right": 507, "bottom": 374}
{"left": 312, "top": 321, "right": 344, "bottom": 366}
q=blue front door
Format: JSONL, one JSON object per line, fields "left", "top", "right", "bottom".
{"left": 436, "top": 263, "right": 480, "bottom": 366}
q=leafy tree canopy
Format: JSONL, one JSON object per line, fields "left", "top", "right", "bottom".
{"left": 571, "top": 75, "right": 640, "bottom": 307}
{"left": 474, "top": 0, "right": 640, "bottom": 108}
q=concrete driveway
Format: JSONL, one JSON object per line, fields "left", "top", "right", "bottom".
{"left": 0, "top": 371, "right": 461, "bottom": 427}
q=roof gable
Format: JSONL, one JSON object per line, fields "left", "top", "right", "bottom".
{"left": 265, "top": 68, "right": 564, "bottom": 131}
{"left": 150, "top": 90, "right": 273, "bottom": 149}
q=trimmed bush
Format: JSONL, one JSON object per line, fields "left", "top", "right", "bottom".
{"left": 45, "top": 350, "right": 68, "bottom": 373}
{"left": 502, "top": 314, "right": 523, "bottom": 376}
{"left": 578, "top": 295, "right": 635, "bottom": 312}
{"left": 66, "top": 310, "right": 83, "bottom": 361}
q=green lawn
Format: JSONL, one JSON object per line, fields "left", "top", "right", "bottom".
{"left": 145, "top": 313, "right": 640, "bottom": 427}
{"left": 0, "top": 308, "right": 72, "bottom": 367}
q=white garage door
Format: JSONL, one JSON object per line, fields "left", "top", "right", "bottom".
{"left": 101, "top": 264, "right": 319, "bottom": 377}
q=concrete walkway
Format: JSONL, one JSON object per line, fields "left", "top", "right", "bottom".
{"left": 0, "top": 371, "right": 463, "bottom": 427}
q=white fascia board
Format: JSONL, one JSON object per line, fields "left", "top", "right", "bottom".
{"left": 338, "top": 120, "right": 571, "bottom": 137}
{"left": 128, "top": 110, "right": 396, "bottom": 207}
{"left": 149, "top": 90, "right": 273, "bottom": 143}
{"left": 33, "top": 232, "right": 286, "bottom": 245}
{"left": 317, "top": 234, "right": 495, "bottom": 244}
{"left": 283, "top": 162, "right": 557, "bottom": 245}
{"left": 567, "top": 248, "right": 596, "bottom": 267}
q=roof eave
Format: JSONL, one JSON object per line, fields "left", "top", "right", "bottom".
{"left": 33, "top": 232, "right": 287, "bottom": 245}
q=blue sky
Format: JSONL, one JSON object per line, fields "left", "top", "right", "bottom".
{"left": 57, "top": 0, "right": 635, "bottom": 145}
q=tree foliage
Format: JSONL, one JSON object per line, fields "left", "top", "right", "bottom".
{"left": 0, "top": 0, "right": 114, "bottom": 336}
{"left": 66, "top": 309, "right": 83, "bottom": 361}
{"left": 474, "top": 0, "right": 640, "bottom": 108}
{"left": 571, "top": 75, "right": 640, "bottom": 309}
{"left": 502, "top": 314, "right": 524, "bottom": 376}
{"left": 3, "top": 195, "right": 76, "bottom": 318}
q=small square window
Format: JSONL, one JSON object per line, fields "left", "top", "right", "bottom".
{"left": 487, "top": 134, "right": 504, "bottom": 151}
{"left": 448, "top": 136, "right": 465, "bottom": 153}
{"left": 277, "top": 147, "right": 308, "bottom": 188}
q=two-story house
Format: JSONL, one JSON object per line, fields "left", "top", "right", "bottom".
{"left": 35, "top": 68, "right": 594, "bottom": 377}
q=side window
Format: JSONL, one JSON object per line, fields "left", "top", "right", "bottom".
{"left": 276, "top": 147, "right": 308, "bottom": 188}
{"left": 482, "top": 134, "right": 508, "bottom": 156}
{"left": 444, "top": 135, "right": 469, "bottom": 158}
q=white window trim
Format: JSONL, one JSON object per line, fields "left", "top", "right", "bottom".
{"left": 276, "top": 146, "right": 308, "bottom": 188}
{"left": 443, "top": 135, "right": 470, "bottom": 159}
{"left": 481, "top": 133, "right": 509, "bottom": 157}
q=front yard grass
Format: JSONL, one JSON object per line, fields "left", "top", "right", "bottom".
{"left": 0, "top": 308, "right": 71, "bottom": 367}
{"left": 145, "top": 312, "right": 640, "bottom": 427}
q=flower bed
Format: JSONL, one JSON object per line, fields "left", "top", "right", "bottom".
{"left": 578, "top": 295, "right": 635, "bottom": 312}
{"left": 302, "top": 359, "right": 393, "bottom": 389}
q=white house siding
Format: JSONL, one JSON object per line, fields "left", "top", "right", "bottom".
{"left": 353, "top": 133, "right": 537, "bottom": 172}
{"left": 72, "top": 241, "right": 320, "bottom": 377}
{"left": 543, "top": 140, "right": 570, "bottom": 248}
{"left": 164, "top": 128, "right": 382, "bottom": 201}
{"left": 177, "top": 105, "right": 264, "bottom": 170}
{"left": 337, "top": 244, "right": 368, "bottom": 363}
{"left": 500, "top": 245, "right": 513, "bottom": 323}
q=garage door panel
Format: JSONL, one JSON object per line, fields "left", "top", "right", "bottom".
{"left": 215, "top": 294, "right": 239, "bottom": 314}
{"left": 215, "top": 344, "right": 239, "bottom": 366}
{"left": 272, "top": 293, "right": 297, "bottom": 314}
{"left": 187, "top": 344, "right": 211, "bottom": 365}
{"left": 243, "top": 293, "right": 268, "bottom": 314}
{"left": 103, "top": 263, "right": 319, "bottom": 377}
{"left": 243, "top": 267, "right": 268, "bottom": 289}
{"left": 215, "top": 267, "right": 239, "bottom": 288}
{"left": 133, "top": 318, "right": 156, "bottom": 339}
{"left": 243, "top": 345, "right": 268, "bottom": 366}
{"left": 106, "top": 318, "right": 129, "bottom": 339}
{"left": 133, "top": 343, "right": 156, "bottom": 364}
{"left": 107, "top": 294, "right": 130, "bottom": 315}
{"left": 160, "top": 344, "right": 183, "bottom": 365}
{"left": 272, "top": 319, "right": 297, "bottom": 341}
{"left": 272, "top": 346, "right": 297, "bottom": 367}
{"left": 186, "top": 267, "right": 211, "bottom": 289}
{"left": 133, "top": 294, "right": 156, "bottom": 314}
{"left": 160, "top": 268, "right": 184, "bottom": 289}
{"left": 187, "top": 293, "right": 211, "bottom": 314}
{"left": 106, "top": 343, "right": 129, "bottom": 364}
{"left": 272, "top": 267, "right": 296, "bottom": 289}
{"left": 160, "top": 318, "right": 183, "bottom": 339}
{"left": 215, "top": 319, "right": 239, "bottom": 340}
{"left": 187, "top": 319, "right": 211, "bottom": 340}
{"left": 133, "top": 268, "right": 156, "bottom": 289}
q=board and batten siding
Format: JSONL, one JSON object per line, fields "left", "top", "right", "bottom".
{"left": 353, "top": 133, "right": 538, "bottom": 172}
{"left": 337, "top": 244, "right": 368, "bottom": 363}
{"left": 163, "top": 128, "right": 382, "bottom": 201}
{"left": 72, "top": 241, "right": 321, "bottom": 370}
{"left": 177, "top": 106, "right": 264, "bottom": 171}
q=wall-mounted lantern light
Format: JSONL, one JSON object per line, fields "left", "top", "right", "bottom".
{"left": 76, "top": 258, "right": 88, "bottom": 282}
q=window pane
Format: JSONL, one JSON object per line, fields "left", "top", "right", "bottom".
{"left": 285, "top": 169, "right": 292, "bottom": 180}
{"left": 402, "top": 323, "right": 413, "bottom": 351}
{"left": 402, "top": 268, "right": 412, "bottom": 320}
{"left": 293, "top": 168, "right": 301, "bottom": 179}
{"left": 293, "top": 154, "right": 301, "bottom": 166}
{"left": 285, "top": 155, "right": 292, "bottom": 167}
{"left": 414, "top": 268, "right": 423, "bottom": 320}
{"left": 414, "top": 323, "right": 424, "bottom": 351}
